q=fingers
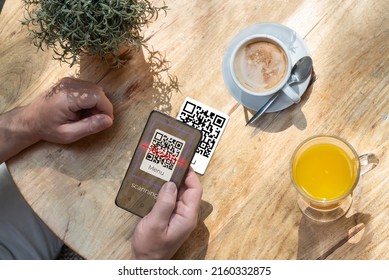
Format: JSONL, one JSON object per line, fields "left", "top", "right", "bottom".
{"left": 77, "top": 91, "right": 113, "bottom": 119}
{"left": 60, "top": 77, "right": 114, "bottom": 119}
{"left": 58, "top": 114, "right": 113, "bottom": 143}
{"left": 68, "top": 88, "right": 114, "bottom": 119}
{"left": 184, "top": 167, "right": 202, "bottom": 190}
{"left": 179, "top": 167, "right": 203, "bottom": 207}
{"left": 95, "top": 94, "right": 114, "bottom": 119}
{"left": 146, "top": 182, "right": 178, "bottom": 229}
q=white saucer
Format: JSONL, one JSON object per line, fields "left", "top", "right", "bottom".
{"left": 222, "top": 22, "right": 311, "bottom": 112}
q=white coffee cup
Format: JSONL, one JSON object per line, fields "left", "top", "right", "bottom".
{"left": 230, "top": 34, "right": 300, "bottom": 103}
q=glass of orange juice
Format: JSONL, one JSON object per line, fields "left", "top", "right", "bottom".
{"left": 291, "top": 135, "right": 378, "bottom": 222}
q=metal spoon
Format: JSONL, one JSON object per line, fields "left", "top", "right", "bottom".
{"left": 246, "top": 56, "right": 313, "bottom": 126}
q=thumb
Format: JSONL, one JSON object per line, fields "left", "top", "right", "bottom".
{"left": 60, "top": 114, "right": 113, "bottom": 142}
{"left": 147, "top": 182, "right": 177, "bottom": 228}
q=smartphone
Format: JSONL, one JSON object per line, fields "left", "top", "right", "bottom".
{"left": 115, "top": 110, "right": 202, "bottom": 217}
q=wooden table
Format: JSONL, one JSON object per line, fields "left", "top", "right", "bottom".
{"left": 1, "top": 0, "right": 388, "bottom": 259}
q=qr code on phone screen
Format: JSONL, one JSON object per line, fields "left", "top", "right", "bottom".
{"left": 145, "top": 130, "right": 184, "bottom": 170}
{"left": 177, "top": 100, "right": 227, "bottom": 158}
{"left": 140, "top": 129, "right": 185, "bottom": 181}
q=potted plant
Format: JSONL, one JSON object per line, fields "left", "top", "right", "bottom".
{"left": 21, "top": 0, "right": 167, "bottom": 67}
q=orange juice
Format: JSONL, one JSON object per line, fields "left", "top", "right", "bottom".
{"left": 292, "top": 143, "right": 359, "bottom": 201}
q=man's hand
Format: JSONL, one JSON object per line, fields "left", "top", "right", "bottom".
{"left": 25, "top": 77, "right": 113, "bottom": 144}
{"left": 0, "top": 77, "right": 113, "bottom": 162}
{"left": 131, "top": 168, "right": 203, "bottom": 259}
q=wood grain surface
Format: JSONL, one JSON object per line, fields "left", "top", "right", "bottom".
{"left": 1, "top": 0, "right": 388, "bottom": 259}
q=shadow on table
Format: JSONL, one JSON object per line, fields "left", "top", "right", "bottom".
{"left": 173, "top": 200, "right": 213, "bottom": 260}
{"left": 245, "top": 68, "right": 317, "bottom": 133}
{"left": 77, "top": 46, "right": 180, "bottom": 116}
{"left": 297, "top": 212, "right": 371, "bottom": 259}
{"left": 0, "top": 0, "right": 4, "bottom": 14}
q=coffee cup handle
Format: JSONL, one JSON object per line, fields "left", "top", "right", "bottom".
{"left": 282, "top": 85, "right": 301, "bottom": 103}
{"left": 359, "top": 153, "right": 379, "bottom": 176}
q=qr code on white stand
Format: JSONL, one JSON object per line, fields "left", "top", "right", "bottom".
{"left": 177, "top": 97, "right": 229, "bottom": 174}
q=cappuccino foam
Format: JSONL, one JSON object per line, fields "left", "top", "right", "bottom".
{"left": 234, "top": 40, "right": 288, "bottom": 93}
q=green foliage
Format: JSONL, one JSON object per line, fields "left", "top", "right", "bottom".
{"left": 22, "top": 0, "right": 167, "bottom": 67}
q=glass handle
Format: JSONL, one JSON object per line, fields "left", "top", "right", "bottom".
{"left": 359, "top": 153, "right": 379, "bottom": 176}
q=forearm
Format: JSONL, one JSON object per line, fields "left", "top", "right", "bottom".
{"left": 0, "top": 106, "right": 40, "bottom": 163}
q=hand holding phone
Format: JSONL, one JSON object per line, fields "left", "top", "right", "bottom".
{"left": 130, "top": 167, "right": 202, "bottom": 259}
